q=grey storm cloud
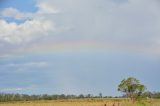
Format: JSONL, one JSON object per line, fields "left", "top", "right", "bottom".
{"left": 0, "top": 0, "right": 160, "bottom": 55}
{"left": 37, "top": 0, "right": 160, "bottom": 49}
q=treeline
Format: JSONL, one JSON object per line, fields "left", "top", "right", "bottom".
{"left": 0, "top": 93, "right": 104, "bottom": 102}
{"left": 120, "top": 92, "right": 160, "bottom": 99}
{"left": 142, "top": 92, "right": 160, "bottom": 98}
{"left": 0, "top": 92, "right": 160, "bottom": 102}
{"left": 0, "top": 94, "right": 74, "bottom": 102}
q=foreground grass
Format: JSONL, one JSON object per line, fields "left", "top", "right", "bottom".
{"left": 0, "top": 98, "right": 159, "bottom": 106}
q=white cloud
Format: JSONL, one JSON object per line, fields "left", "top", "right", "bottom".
{"left": 36, "top": 2, "right": 60, "bottom": 14}
{"left": 1, "top": 7, "right": 33, "bottom": 20}
{"left": 0, "top": 1, "right": 61, "bottom": 44}
{"left": 0, "top": 61, "right": 50, "bottom": 73}
{"left": 6, "top": 61, "right": 49, "bottom": 68}
{"left": 0, "top": 86, "right": 36, "bottom": 92}
{"left": 0, "top": 1, "right": 60, "bottom": 20}
{"left": 0, "top": 19, "right": 54, "bottom": 44}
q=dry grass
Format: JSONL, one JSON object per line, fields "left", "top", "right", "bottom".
{"left": 0, "top": 98, "right": 159, "bottom": 106}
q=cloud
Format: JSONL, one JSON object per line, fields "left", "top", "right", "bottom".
{"left": 0, "top": 19, "right": 55, "bottom": 44}
{"left": 36, "top": 1, "right": 60, "bottom": 14}
{"left": 0, "top": 0, "right": 160, "bottom": 55}
{"left": 1, "top": 7, "right": 33, "bottom": 20}
{"left": 0, "top": 2, "right": 60, "bottom": 20}
{"left": 5, "top": 61, "right": 49, "bottom": 68}
{"left": 17, "top": 0, "right": 159, "bottom": 55}
{"left": 1, "top": 61, "right": 49, "bottom": 73}
{"left": 0, "top": 86, "right": 36, "bottom": 92}
{"left": 0, "top": 1, "right": 60, "bottom": 44}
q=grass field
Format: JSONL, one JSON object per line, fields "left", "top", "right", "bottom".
{"left": 0, "top": 98, "right": 160, "bottom": 106}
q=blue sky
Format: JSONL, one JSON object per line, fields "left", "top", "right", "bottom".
{"left": 0, "top": 0, "right": 160, "bottom": 96}
{"left": 0, "top": 0, "right": 37, "bottom": 12}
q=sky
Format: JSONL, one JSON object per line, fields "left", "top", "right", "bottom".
{"left": 0, "top": 0, "right": 160, "bottom": 96}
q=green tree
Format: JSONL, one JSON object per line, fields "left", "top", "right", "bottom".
{"left": 118, "top": 77, "right": 146, "bottom": 101}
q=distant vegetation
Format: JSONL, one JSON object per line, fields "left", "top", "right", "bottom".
{"left": 0, "top": 92, "right": 160, "bottom": 102}
{"left": 0, "top": 93, "right": 116, "bottom": 102}
{"left": 0, "top": 77, "right": 159, "bottom": 102}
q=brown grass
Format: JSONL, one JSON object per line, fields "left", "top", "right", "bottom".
{"left": 0, "top": 98, "right": 159, "bottom": 106}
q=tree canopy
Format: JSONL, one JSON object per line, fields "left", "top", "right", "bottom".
{"left": 118, "top": 77, "right": 146, "bottom": 101}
